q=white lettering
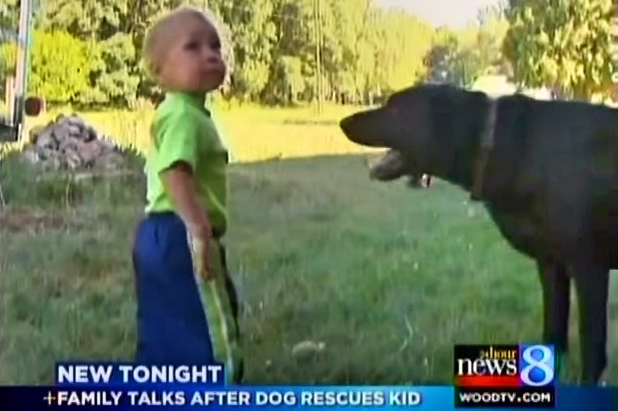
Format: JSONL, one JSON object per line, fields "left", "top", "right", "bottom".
{"left": 56, "top": 365, "right": 113, "bottom": 384}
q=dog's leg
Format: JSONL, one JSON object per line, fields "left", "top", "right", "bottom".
{"left": 571, "top": 262, "right": 609, "bottom": 384}
{"left": 536, "top": 260, "right": 570, "bottom": 377}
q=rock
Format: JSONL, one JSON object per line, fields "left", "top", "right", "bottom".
{"left": 58, "top": 137, "right": 76, "bottom": 153}
{"left": 22, "top": 114, "right": 130, "bottom": 172}
{"left": 36, "top": 129, "right": 57, "bottom": 150}
{"left": 85, "top": 126, "right": 97, "bottom": 142}
{"left": 80, "top": 141, "right": 104, "bottom": 165}
{"left": 291, "top": 341, "right": 326, "bottom": 361}
{"left": 65, "top": 148, "right": 82, "bottom": 170}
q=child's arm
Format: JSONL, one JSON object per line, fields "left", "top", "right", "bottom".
{"left": 153, "top": 112, "right": 213, "bottom": 280}
{"left": 161, "top": 163, "right": 213, "bottom": 280}
{"left": 161, "top": 163, "right": 211, "bottom": 238}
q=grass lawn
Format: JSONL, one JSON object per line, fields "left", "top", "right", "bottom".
{"left": 0, "top": 105, "right": 617, "bottom": 385}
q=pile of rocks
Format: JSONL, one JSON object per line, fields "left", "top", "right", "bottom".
{"left": 21, "top": 114, "right": 129, "bottom": 171}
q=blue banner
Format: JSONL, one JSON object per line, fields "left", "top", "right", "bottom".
{"left": 0, "top": 385, "right": 616, "bottom": 410}
{"left": 54, "top": 362, "right": 225, "bottom": 386}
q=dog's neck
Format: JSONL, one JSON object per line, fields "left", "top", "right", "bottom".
{"left": 427, "top": 91, "right": 496, "bottom": 194}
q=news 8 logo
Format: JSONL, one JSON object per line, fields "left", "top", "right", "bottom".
{"left": 518, "top": 344, "right": 555, "bottom": 387}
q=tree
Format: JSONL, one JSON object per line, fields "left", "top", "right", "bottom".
{"left": 4, "top": 0, "right": 498, "bottom": 108}
{"left": 1, "top": 29, "right": 91, "bottom": 103}
{"left": 503, "top": 0, "right": 614, "bottom": 100}
{"left": 423, "top": 28, "right": 484, "bottom": 87}
{"left": 0, "top": 0, "right": 19, "bottom": 39}
{"left": 215, "top": 0, "right": 276, "bottom": 102}
{"left": 471, "top": 3, "right": 510, "bottom": 76}
{"left": 423, "top": 29, "right": 460, "bottom": 84}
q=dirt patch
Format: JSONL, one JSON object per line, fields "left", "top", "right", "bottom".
{"left": 0, "top": 208, "right": 79, "bottom": 234}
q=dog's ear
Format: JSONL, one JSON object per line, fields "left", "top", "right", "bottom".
{"left": 406, "top": 85, "right": 445, "bottom": 161}
{"left": 386, "top": 85, "right": 435, "bottom": 153}
{"left": 422, "top": 84, "right": 460, "bottom": 119}
{"left": 413, "top": 85, "right": 465, "bottom": 174}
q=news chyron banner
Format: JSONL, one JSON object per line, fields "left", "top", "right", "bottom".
{"left": 454, "top": 344, "right": 555, "bottom": 408}
{"left": 0, "top": 359, "right": 616, "bottom": 410}
{"left": 50, "top": 363, "right": 422, "bottom": 409}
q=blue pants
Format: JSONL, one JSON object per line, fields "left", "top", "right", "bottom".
{"left": 132, "top": 212, "right": 242, "bottom": 382}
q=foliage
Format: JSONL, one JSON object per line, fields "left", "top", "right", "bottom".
{"left": 423, "top": 29, "right": 465, "bottom": 85}
{"left": 1, "top": 0, "right": 510, "bottom": 108}
{"left": 503, "top": 0, "right": 614, "bottom": 100}
{"left": 1, "top": 29, "right": 91, "bottom": 103}
{"left": 0, "top": 0, "right": 19, "bottom": 36}
{"left": 423, "top": 4, "right": 511, "bottom": 88}
{"left": 3, "top": 0, "right": 617, "bottom": 106}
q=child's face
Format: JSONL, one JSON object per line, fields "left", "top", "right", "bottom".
{"left": 158, "top": 15, "right": 226, "bottom": 94}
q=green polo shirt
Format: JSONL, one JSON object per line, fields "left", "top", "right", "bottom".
{"left": 145, "top": 92, "right": 229, "bottom": 235}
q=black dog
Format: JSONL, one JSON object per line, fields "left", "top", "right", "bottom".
{"left": 339, "top": 83, "right": 618, "bottom": 384}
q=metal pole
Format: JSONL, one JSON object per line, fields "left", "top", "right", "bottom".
{"left": 317, "top": 0, "right": 324, "bottom": 114}
{"left": 12, "top": 0, "right": 33, "bottom": 134}
{"left": 313, "top": 0, "right": 323, "bottom": 114}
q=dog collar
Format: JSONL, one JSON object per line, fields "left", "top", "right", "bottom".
{"left": 470, "top": 97, "right": 498, "bottom": 201}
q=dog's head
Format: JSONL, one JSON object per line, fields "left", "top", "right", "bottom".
{"left": 340, "top": 84, "right": 487, "bottom": 182}
{"left": 340, "top": 85, "right": 439, "bottom": 148}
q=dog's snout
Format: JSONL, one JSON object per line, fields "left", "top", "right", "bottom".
{"left": 339, "top": 109, "right": 390, "bottom": 147}
{"left": 340, "top": 114, "right": 372, "bottom": 145}
{"left": 339, "top": 116, "right": 353, "bottom": 135}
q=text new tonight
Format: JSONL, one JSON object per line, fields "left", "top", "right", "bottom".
{"left": 56, "top": 363, "right": 224, "bottom": 385}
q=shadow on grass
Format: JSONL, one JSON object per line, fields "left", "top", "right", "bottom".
{"left": 0, "top": 153, "right": 616, "bottom": 385}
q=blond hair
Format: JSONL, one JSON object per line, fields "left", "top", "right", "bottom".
{"left": 142, "top": 5, "right": 234, "bottom": 84}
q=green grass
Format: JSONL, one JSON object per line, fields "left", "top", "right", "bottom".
{"left": 0, "top": 106, "right": 617, "bottom": 385}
